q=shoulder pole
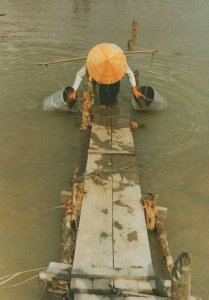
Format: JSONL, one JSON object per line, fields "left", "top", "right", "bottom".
{"left": 38, "top": 48, "right": 159, "bottom": 66}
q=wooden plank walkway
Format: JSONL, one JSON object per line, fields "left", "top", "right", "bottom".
{"left": 71, "top": 116, "right": 156, "bottom": 297}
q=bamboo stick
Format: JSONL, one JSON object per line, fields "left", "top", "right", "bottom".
{"left": 38, "top": 56, "right": 87, "bottom": 66}
{"left": 125, "top": 48, "right": 159, "bottom": 55}
{"left": 38, "top": 48, "right": 159, "bottom": 66}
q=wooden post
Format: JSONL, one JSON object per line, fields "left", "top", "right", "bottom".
{"left": 61, "top": 180, "right": 85, "bottom": 264}
{"left": 71, "top": 181, "right": 85, "bottom": 222}
{"left": 79, "top": 78, "right": 94, "bottom": 130}
{"left": 127, "top": 19, "right": 137, "bottom": 51}
{"left": 156, "top": 218, "right": 174, "bottom": 275}
{"left": 171, "top": 252, "right": 192, "bottom": 300}
{"left": 142, "top": 193, "right": 174, "bottom": 275}
{"left": 127, "top": 39, "right": 134, "bottom": 52}
{"left": 132, "top": 19, "right": 137, "bottom": 45}
{"left": 142, "top": 192, "right": 158, "bottom": 231}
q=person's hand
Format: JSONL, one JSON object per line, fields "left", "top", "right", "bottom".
{"left": 68, "top": 89, "right": 77, "bottom": 100}
{"left": 132, "top": 86, "right": 144, "bottom": 99}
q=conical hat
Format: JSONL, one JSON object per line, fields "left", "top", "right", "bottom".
{"left": 86, "top": 43, "right": 127, "bottom": 84}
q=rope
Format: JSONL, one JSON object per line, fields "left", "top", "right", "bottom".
{"left": 144, "top": 52, "right": 155, "bottom": 99}
{"left": 0, "top": 267, "right": 47, "bottom": 282}
{"left": 0, "top": 274, "right": 20, "bottom": 286}
{"left": 0, "top": 275, "right": 38, "bottom": 289}
{"left": 38, "top": 280, "right": 47, "bottom": 300}
{"left": 45, "top": 64, "right": 65, "bottom": 91}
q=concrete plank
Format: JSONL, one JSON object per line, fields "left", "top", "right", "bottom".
{"left": 73, "top": 126, "right": 155, "bottom": 291}
{"left": 85, "top": 153, "right": 111, "bottom": 174}
{"left": 71, "top": 266, "right": 155, "bottom": 280}
{"left": 124, "top": 297, "right": 169, "bottom": 300}
{"left": 89, "top": 124, "right": 111, "bottom": 151}
{"left": 112, "top": 156, "right": 153, "bottom": 271}
{"left": 114, "top": 278, "right": 138, "bottom": 292}
{"left": 74, "top": 294, "right": 123, "bottom": 300}
{"left": 111, "top": 278, "right": 155, "bottom": 293}
{"left": 71, "top": 278, "right": 93, "bottom": 290}
{"left": 138, "top": 280, "right": 156, "bottom": 293}
{"left": 123, "top": 297, "right": 169, "bottom": 300}
{"left": 74, "top": 294, "right": 169, "bottom": 300}
{"left": 112, "top": 127, "right": 134, "bottom": 152}
{"left": 92, "top": 279, "right": 113, "bottom": 290}
{"left": 73, "top": 154, "right": 113, "bottom": 271}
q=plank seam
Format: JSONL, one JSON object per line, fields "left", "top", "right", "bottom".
{"left": 110, "top": 109, "right": 115, "bottom": 269}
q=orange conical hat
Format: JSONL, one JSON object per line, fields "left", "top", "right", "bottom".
{"left": 86, "top": 43, "right": 127, "bottom": 84}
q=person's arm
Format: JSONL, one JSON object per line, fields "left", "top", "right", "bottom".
{"left": 125, "top": 66, "right": 144, "bottom": 98}
{"left": 69, "top": 66, "right": 86, "bottom": 99}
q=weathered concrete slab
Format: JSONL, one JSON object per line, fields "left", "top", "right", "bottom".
{"left": 74, "top": 294, "right": 123, "bottom": 300}
{"left": 71, "top": 266, "right": 155, "bottom": 280}
{"left": 112, "top": 127, "right": 134, "bottom": 152}
{"left": 73, "top": 153, "right": 113, "bottom": 270}
{"left": 89, "top": 124, "right": 111, "bottom": 151}
{"left": 39, "top": 262, "right": 71, "bottom": 281}
{"left": 74, "top": 294, "right": 170, "bottom": 300}
{"left": 92, "top": 279, "right": 113, "bottom": 291}
{"left": 71, "top": 278, "right": 93, "bottom": 291}
{"left": 111, "top": 153, "right": 153, "bottom": 272}
{"left": 73, "top": 186, "right": 113, "bottom": 269}
{"left": 72, "top": 124, "right": 155, "bottom": 296}
{"left": 114, "top": 278, "right": 156, "bottom": 293}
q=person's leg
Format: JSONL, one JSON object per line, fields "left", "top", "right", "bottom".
{"left": 108, "top": 81, "right": 120, "bottom": 104}
{"left": 99, "top": 84, "right": 109, "bottom": 105}
{"left": 99, "top": 82, "right": 120, "bottom": 106}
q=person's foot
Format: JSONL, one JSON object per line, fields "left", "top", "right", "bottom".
{"left": 100, "top": 104, "right": 107, "bottom": 109}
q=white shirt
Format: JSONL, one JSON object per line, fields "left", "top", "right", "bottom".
{"left": 72, "top": 65, "right": 136, "bottom": 90}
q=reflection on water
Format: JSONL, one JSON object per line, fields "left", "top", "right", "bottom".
{"left": 0, "top": 1, "right": 209, "bottom": 299}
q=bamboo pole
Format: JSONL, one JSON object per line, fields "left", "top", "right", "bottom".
{"left": 125, "top": 48, "right": 159, "bottom": 55}
{"left": 38, "top": 56, "right": 87, "bottom": 66}
{"left": 38, "top": 48, "right": 159, "bottom": 66}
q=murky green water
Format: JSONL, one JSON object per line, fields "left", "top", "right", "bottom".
{"left": 0, "top": 1, "right": 209, "bottom": 299}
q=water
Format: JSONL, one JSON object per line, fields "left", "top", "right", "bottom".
{"left": 0, "top": 1, "right": 209, "bottom": 299}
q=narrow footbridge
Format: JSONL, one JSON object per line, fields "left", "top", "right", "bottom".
{"left": 71, "top": 117, "right": 157, "bottom": 298}
{"left": 39, "top": 114, "right": 193, "bottom": 300}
